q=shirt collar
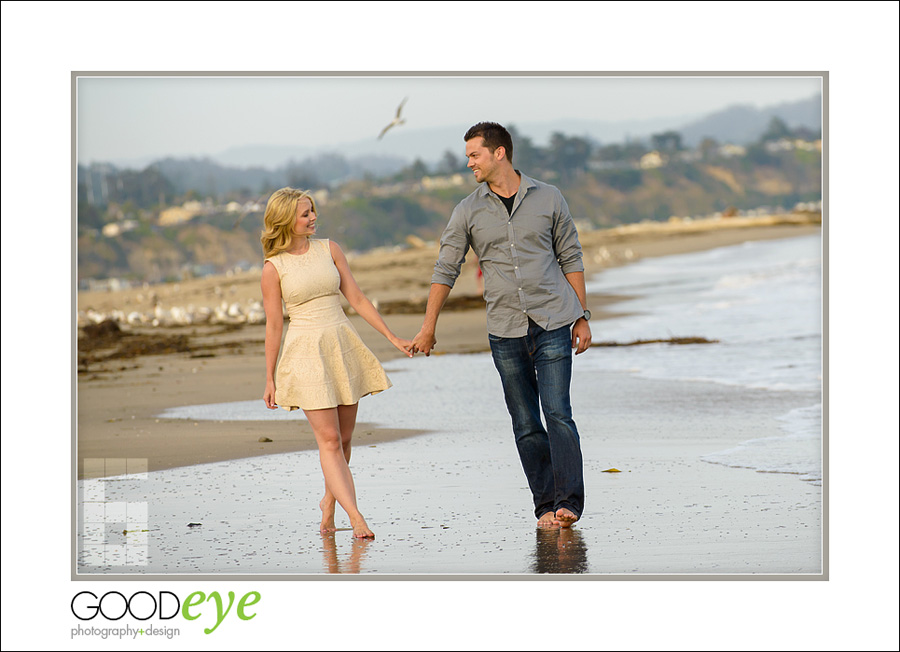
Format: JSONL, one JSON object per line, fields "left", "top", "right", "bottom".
{"left": 477, "top": 170, "right": 537, "bottom": 200}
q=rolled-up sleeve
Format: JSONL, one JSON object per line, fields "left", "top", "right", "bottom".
{"left": 552, "top": 193, "right": 584, "bottom": 274}
{"left": 431, "top": 204, "right": 470, "bottom": 287}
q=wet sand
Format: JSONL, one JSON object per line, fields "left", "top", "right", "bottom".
{"left": 78, "top": 355, "right": 822, "bottom": 575}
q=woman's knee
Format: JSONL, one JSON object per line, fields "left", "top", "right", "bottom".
{"left": 315, "top": 428, "right": 344, "bottom": 454}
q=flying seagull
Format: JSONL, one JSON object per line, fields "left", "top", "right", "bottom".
{"left": 378, "top": 97, "right": 408, "bottom": 140}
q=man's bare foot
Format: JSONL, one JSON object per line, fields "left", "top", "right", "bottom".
{"left": 555, "top": 507, "right": 579, "bottom": 528}
{"left": 537, "top": 512, "right": 559, "bottom": 528}
{"left": 350, "top": 516, "right": 375, "bottom": 539}
{"left": 319, "top": 497, "right": 337, "bottom": 533}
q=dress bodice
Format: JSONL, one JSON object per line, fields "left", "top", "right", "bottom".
{"left": 267, "top": 239, "right": 345, "bottom": 328}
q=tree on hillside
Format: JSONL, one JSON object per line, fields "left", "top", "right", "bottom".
{"left": 507, "top": 124, "right": 542, "bottom": 171}
{"left": 438, "top": 150, "right": 463, "bottom": 174}
{"left": 548, "top": 132, "right": 591, "bottom": 179}
{"left": 651, "top": 131, "right": 683, "bottom": 152}
{"left": 287, "top": 170, "right": 320, "bottom": 191}
{"left": 596, "top": 141, "right": 648, "bottom": 162}
{"left": 396, "top": 158, "right": 430, "bottom": 181}
{"left": 791, "top": 125, "right": 820, "bottom": 141}
{"left": 761, "top": 117, "right": 792, "bottom": 142}
{"left": 699, "top": 137, "right": 720, "bottom": 160}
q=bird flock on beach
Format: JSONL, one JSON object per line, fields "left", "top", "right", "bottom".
{"left": 78, "top": 297, "right": 268, "bottom": 328}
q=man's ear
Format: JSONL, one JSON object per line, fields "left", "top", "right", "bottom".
{"left": 495, "top": 146, "right": 506, "bottom": 161}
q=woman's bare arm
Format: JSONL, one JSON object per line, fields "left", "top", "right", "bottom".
{"left": 261, "top": 261, "right": 284, "bottom": 407}
{"left": 330, "top": 241, "right": 413, "bottom": 357}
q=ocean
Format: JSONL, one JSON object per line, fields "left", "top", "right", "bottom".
{"left": 582, "top": 233, "right": 823, "bottom": 484}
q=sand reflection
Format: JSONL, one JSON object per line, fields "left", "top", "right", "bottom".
{"left": 531, "top": 527, "right": 589, "bottom": 574}
{"left": 320, "top": 533, "right": 373, "bottom": 574}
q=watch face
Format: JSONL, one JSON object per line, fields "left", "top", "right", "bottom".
{"left": 583, "top": 309, "right": 592, "bottom": 321}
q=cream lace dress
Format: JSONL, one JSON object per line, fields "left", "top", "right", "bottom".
{"left": 266, "top": 239, "right": 391, "bottom": 411}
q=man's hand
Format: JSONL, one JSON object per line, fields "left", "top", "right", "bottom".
{"left": 410, "top": 284, "right": 451, "bottom": 357}
{"left": 411, "top": 328, "right": 437, "bottom": 356}
{"left": 572, "top": 318, "right": 592, "bottom": 355}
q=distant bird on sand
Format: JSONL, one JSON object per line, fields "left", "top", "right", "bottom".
{"left": 378, "top": 97, "right": 408, "bottom": 140}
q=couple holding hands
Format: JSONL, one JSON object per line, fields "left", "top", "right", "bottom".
{"left": 262, "top": 123, "right": 591, "bottom": 539}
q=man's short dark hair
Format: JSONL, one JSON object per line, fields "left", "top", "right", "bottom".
{"left": 464, "top": 122, "right": 513, "bottom": 164}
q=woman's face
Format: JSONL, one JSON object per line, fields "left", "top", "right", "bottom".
{"left": 292, "top": 198, "right": 317, "bottom": 237}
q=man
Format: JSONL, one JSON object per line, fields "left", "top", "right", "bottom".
{"left": 411, "top": 122, "right": 591, "bottom": 528}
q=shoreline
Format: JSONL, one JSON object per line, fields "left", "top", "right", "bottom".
{"left": 76, "top": 214, "right": 821, "bottom": 479}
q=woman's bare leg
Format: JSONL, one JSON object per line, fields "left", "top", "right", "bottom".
{"left": 319, "top": 404, "right": 358, "bottom": 532}
{"left": 305, "top": 405, "right": 373, "bottom": 538}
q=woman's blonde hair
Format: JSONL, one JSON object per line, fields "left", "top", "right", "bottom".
{"left": 260, "top": 187, "right": 318, "bottom": 258}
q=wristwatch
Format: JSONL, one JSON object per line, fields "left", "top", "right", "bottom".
{"left": 581, "top": 309, "right": 592, "bottom": 321}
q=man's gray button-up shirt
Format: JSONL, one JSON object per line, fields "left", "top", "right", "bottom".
{"left": 431, "top": 171, "right": 585, "bottom": 337}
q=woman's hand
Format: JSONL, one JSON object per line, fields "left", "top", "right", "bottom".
{"left": 264, "top": 380, "right": 277, "bottom": 409}
{"left": 390, "top": 335, "right": 415, "bottom": 358}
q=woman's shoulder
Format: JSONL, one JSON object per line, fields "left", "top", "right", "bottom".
{"left": 324, "top": 239, "right": 352, "bottom": 265}
{"left": 264, "top": 251, "right": 285, "bottom": 272}
{"left": 316, "top": 238, "right": 343, "bottom": 258}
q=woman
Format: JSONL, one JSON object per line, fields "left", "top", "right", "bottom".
{"left": 261, "top": 187, "right": 412, "bottom": 539}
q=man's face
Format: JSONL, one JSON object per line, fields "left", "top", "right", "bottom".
{"left": 466, "top": 137, "right": 501, "bottom": 184}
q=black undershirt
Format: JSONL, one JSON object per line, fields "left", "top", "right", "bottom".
{"left": 494, "top": 192, "right": 515, "bottom": 215}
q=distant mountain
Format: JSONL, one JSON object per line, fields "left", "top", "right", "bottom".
{"left": 153, "top": 158, "right": 282, "bottom": 196}
{"left": 210, "top": 115, "right": 704, "bottom": 170}
{"left": 146, "top": 153, "right": 409, "bottom": 195}
{"left": 323, "top": 116, "right": 707, "bottom": 161}
{"left": 510, "top": 115, "right": 704, "bottom": 146}
{"left": 322, "top": 125, "right": 466, "bottom": 165}
{"left": 677, "top": 95, "right": 822, "bottom": 146}
{"left": 212, "top": 144, "right": 315, "bottom": 168}
{"left": 208, "top": 126, "right": 467, "bottom": 170}
{"left": 206, "top": 98, "right": 819, "bottom": 169}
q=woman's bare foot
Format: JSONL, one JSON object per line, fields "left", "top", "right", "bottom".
{"left": 349, "top": 515, "right": 375, "bottom": 539}
{"left": 555, "top": 507, "right": 579, "bottom": 528}
{"left": 319, "top": 497, "right": 337, "bottom": 533}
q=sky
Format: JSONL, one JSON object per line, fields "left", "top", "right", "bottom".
{"left": 2, "top": 1, "right": 899, "bottom": 651}
{"left": 76, "top": 74, "right": 822, "bottom": 165}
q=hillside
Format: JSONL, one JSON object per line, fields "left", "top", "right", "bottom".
{"left": 77, "top": 124, "right": 821, "bottom": 285}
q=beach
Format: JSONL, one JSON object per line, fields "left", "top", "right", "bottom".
{"left": 75, "top": 213, "right": 824, "bottom": 575}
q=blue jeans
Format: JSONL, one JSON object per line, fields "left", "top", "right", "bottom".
{"left": 489, "top": 319, "right": 585, "bottom": 519}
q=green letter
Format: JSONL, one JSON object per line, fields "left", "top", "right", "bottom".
{"left": 237, "top": 592, "right": 261, "bottom": 621}
{"left": 204, "top": 591, "right": 236, "bottom": 635}
{"left": 182, "top": 592, "right": 205, "bottom": 621}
